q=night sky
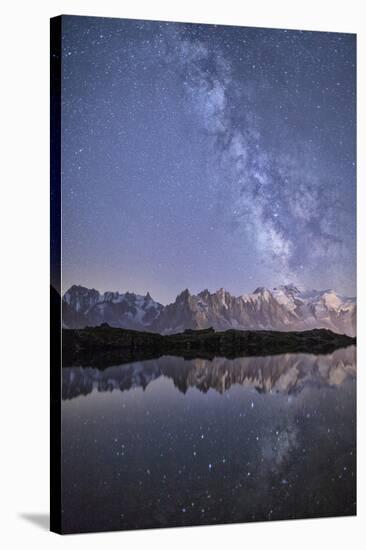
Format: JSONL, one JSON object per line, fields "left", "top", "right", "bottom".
{"left": 61, "top": 16, "right": 356, "bottom": 304}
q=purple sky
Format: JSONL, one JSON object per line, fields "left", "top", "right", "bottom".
{"left": 60, "top": 16, "right": 356, "bottom": 303}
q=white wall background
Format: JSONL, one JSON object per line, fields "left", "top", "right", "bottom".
{"left": 0, "top": 0, "right": 364, "bottom": 548}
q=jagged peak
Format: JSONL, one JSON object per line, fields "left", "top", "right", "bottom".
{"left": 103, "top": 290, "right": 122, "bottom": 298}
{"left": 64, "top": 284, "right": 99, "bottom": 295}
{"left": 253, "top": 286, "right": 269, "bottom": 294}
{"left": 175, "top": 288, "right": 191, "bottom": 302}
{"left": 216, "top": 287, "right": 227, "bottom": 295}
{"left": 276, "top": 283, "right": 302, "bottom": 295}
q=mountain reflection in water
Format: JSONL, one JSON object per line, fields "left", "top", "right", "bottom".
{"left": 62, "top": 346, "right": 356, "bottom": 399}
{"left": 61, "top": 346, "right": 356, "bottom": 533}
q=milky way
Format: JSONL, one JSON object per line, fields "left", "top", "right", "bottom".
{"left": 61, "top": 16, "right": 356, "bottom": 303}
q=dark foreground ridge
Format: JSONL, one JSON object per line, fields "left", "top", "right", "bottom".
{"left": 62, "top": 325, "right": 355, "bottom": 367}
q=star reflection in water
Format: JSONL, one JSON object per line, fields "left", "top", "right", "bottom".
{"left": 61, "top": 346, "right": 356, "bottom": 533}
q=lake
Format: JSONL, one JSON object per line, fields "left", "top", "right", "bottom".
{"left": 61, "top": 346, "right": 356, "bottom": 533}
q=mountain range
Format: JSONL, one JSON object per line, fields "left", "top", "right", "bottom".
{"left": 62, "top": 283, "right": 356, "bottom": 336}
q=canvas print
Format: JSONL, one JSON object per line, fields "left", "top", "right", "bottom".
{"left": 50, "top": 15, "right": 356, "bottom": 534}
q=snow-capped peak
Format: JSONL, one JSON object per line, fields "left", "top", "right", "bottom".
{"left": 276, "top": 283, "right": 302, "bottom": 296}
{"left": 63, "top": 284, "right": 356, "bottom": 336}
{"left": 62, "top": 285, "right": 163, "bottom": 329}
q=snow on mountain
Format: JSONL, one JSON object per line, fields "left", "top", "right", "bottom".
{"left": 62, "top": 285, "right": 163, "bottom": 329}
{"left": 150, "top": 284, "right": 356, "bottom": 335}
{"left": 62, "top": 284, "right": 356, "bottom": 336}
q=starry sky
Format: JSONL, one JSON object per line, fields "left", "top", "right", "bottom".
{"left": 61, "top": 16, "right": 356, "bottom": 304}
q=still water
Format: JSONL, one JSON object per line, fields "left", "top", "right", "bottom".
{"left": 61, "top": 347, "right": 356, "bottom": 533}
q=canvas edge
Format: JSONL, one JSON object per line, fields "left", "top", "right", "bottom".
{"left": 50, "top": 14, "right": 63, "bottom": 535}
